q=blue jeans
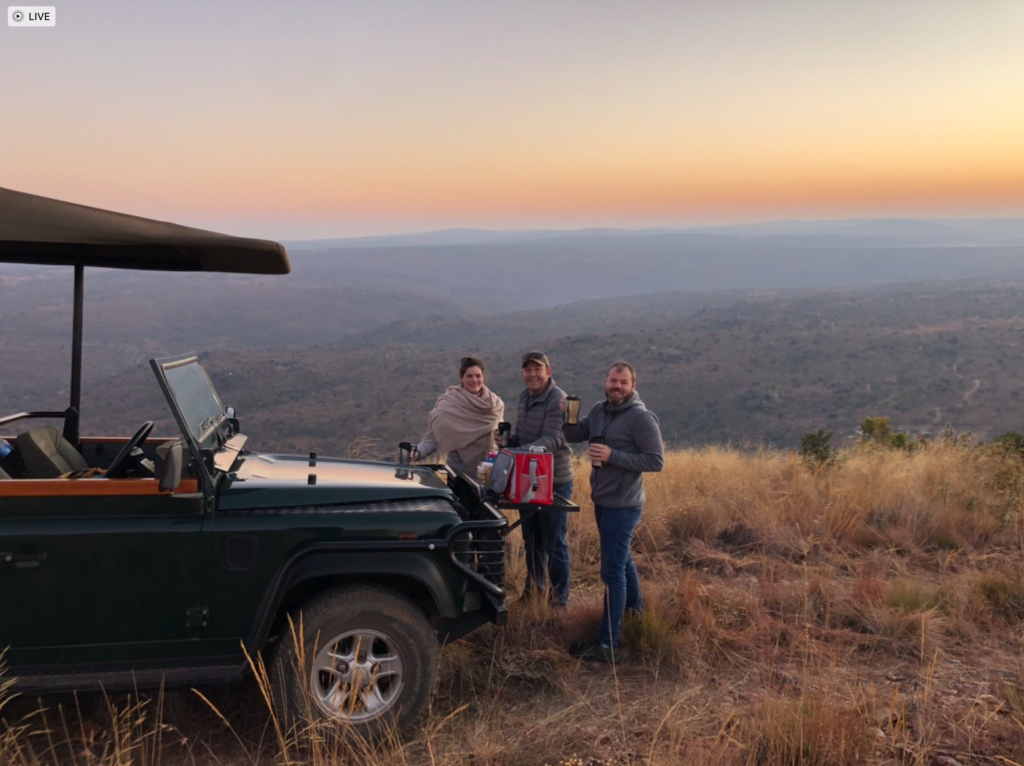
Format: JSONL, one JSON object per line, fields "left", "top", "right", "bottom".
{"left": 522, "top": 480, "right": 573, "bottom": 605}
{"left": 594, "top": 505, "right": 644, "bottom": 648}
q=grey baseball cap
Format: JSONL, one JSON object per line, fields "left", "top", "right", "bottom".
{"left": 521, "top": 351, "right": 551, "bottom": 368}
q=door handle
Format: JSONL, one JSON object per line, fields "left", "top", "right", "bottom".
{"left": 1, "top": 552, "right": 47, "bottom": 569}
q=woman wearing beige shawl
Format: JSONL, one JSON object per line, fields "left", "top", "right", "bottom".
{"left": 412, "top": 357, "right": 505, "bottom": 475}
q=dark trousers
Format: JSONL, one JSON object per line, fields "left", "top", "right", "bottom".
{"left": 594, "top": 505, "right": 644, "bottom": 648}
{"left": 522, "top": 479, "right": 573, "bottom": 605}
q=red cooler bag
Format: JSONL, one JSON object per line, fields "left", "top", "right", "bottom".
{"left": 489, "top": 447, "right": 553, "bottom": 505}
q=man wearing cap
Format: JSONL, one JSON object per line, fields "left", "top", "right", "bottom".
{"left": 507, "top": 351, "right": 574, "bottom": 606}
{"left": 563, "top": 361, "right": 664, "bottom": 663}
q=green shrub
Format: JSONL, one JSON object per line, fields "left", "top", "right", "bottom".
{"left": 860, "top": 415, "right": 893, "bottom": 443}
{"left": 992, "top": 430, "right": 1024, "bottom": 458}
{"left": 800, "top": 427, "right": 835, "bottom": 466}
{"left": 859, "top": 416, "right": 917, "bottom": 451}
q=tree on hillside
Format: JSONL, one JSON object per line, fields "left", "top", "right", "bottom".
{"left": 860, "top": 415, "right": 915, "bottom": 450}
{"left": 800, "top": 427, "right": 835, "bottom": 466}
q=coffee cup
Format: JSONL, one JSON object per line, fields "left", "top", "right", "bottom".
{"left": 589, "top": 436, "right": 605, "bottom": 468}
{"left": 398, "top": 441, "right": 412, "bottom": 465}
{"left": 565, "top": 395, "right": 581, "bottom": 425}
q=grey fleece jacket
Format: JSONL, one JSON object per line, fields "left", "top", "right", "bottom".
{"left": 507, "top": 379, "right": 573, "bottom": 485}
{"left": 563, "top": 392, "right": 664, "bottom": 508}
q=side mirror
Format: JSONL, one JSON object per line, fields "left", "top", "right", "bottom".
{"left": 225, "top": 406, "right": 240, "bottom": 435}
{"left": 156, "top": 440, "right": 184, "bottom": 492}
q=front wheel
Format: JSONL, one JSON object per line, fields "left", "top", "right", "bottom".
{"left": 271, "top": 585, "right": 439, "bottom": 739}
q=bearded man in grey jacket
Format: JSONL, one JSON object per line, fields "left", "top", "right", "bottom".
{"left": 508, "top": 351, "right": 574, "bottom": 606}
{"left": 563, "top": 361, "right": 664, "bottom": 663}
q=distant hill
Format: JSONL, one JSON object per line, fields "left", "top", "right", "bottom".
{"left": 283, "top": 216, "right": 1024, "bottom": 250}
{"left": 6, "top": 217, "right": 1024, "bottom": 452}
{"left": 8, "top": 224, "right": 1024, "bottom": 409}
{"left": 284, "top": 241, "right": 1024, "bottom": 309}
{"left": 0, "top": 267, "right": 487, "bottom": 405}
{"left": 64, "top": 280, "right": 1024, "bottom": 456}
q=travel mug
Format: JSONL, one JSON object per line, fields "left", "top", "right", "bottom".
{"left": 565, "top": 395, "right": 581, "bottom": 425}
{"left": 589, "top": 436, "right": 605, "bottom": 468}
{"left": 497, "top": 421, "right": 511, "bottom": 448}
{"left": 398, "top": 441, "right": 412, "bottom": 465}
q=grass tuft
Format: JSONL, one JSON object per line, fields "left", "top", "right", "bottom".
{"left": 977, "top": 569, "right": 1024, "bottom": 622}
{"left": 739, "top": 693, "right": 873, "bottom": 766}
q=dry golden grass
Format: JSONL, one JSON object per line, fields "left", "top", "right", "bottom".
{"left": 5, "top": 442, "right": 1024, "bottom": 764}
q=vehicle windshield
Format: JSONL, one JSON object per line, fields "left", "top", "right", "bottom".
{"left": 158, "top": 356, "right": 228, "bottom": 449}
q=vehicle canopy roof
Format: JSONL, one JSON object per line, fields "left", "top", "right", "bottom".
{"left": 0, "top": 186, "right": 290, "bottom": 442}
{"left": 0, "top": 186, "right": 290, "bottom": 274}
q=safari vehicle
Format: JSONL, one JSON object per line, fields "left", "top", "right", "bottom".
{"left": 0, "top": 187, "right": 508, "bottom": 737}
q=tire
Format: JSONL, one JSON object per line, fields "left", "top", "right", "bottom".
{"left": 271, "top": 585, "right": 438, "bottom": 740}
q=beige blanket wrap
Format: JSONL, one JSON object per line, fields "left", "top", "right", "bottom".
{"left": 426, "top": 385, "right": 504, "bottom": 470}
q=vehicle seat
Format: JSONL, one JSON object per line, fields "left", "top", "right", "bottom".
{"left": 17, "top": 426, "right": 90, "bottom": 478}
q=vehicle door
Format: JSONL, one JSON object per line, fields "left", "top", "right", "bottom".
{"left": 0, "top": 477, "right": 204, "bottom": 669}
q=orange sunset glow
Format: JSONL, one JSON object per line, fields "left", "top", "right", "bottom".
{"left": 2, "top": 1, "right": 1023, "bottom": 238}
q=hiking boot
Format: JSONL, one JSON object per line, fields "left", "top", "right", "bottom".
{"left": 570, "top": 641, "right": 619, "bottom": 664}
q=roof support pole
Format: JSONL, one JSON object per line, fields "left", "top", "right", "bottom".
{"left": 66, "top": 262, "right": 83, "bottom": 444}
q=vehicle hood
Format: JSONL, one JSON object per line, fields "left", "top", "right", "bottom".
{"left": 218, "top": 453, "right": 456, "bottom": 511}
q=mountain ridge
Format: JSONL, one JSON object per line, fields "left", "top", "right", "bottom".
{"left": 282, "top": 216, "right": 1024, "bottom": 250}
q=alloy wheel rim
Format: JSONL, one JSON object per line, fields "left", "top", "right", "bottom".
{"left": 309, "top": 628, "right": 406, "bottom": 723}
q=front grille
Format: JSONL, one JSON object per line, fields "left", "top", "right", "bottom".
{"left": 452, "top": 528, "right": 505, "bottom": 589}
{"left": 448, "top": 524, "right": 507, "bottom": 593}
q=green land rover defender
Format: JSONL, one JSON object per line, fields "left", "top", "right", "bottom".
{"left": 0, "top": 187, "right": 508, "bottom": 738}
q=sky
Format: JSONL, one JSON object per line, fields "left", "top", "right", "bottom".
{"left": 2, "top": 0, "right": 1023, "bottom": 240}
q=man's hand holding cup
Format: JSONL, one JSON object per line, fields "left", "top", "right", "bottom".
{"left": 588, "top": 436, "right": 609, "bottom": 467}
{"left": 564, "top": 395, "right": 581, "bottom": 425}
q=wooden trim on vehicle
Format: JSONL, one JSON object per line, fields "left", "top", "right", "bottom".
{"left": 1, "top": 436, "right": 178, "bottom": 444}
{"left": 0, "top": 478, "right": 200, "bottom": 497}
{"left": 80, "top": 436, "right": 178, "bottom": 445}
